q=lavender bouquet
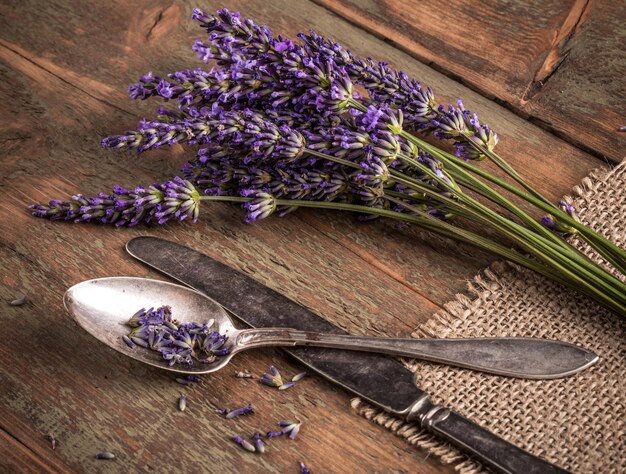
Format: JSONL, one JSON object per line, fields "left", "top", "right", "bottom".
{"left": 31, "top": 9, "right": 626, "bottom": 315}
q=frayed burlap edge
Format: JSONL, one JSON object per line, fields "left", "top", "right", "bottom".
{"left": 351, "top": 160, "right": 626, "bottom": 473}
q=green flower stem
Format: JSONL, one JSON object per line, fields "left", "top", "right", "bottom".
{"left": 198, "top": 194, "right": 625, "bottom": 313}
{"left": 406, "top": 133, "right": 626, "bottom": 269}
{"left": 390, "top": 170, "right": 626, "bottom": 303}
{"left": 348, "top": 94, "right": 621, "bottom": 266}
{"left": 305, "top": 149, "right": 362, "bottom": 169}
{"left": 397, "top": 151, "right": 570, "bottom": 250}
{"left": 383, "top": 195, "right": 576, "bottom": 289}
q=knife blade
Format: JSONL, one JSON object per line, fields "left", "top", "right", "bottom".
{"left": 126, "top": 236, "right": 568, "bottom": 474}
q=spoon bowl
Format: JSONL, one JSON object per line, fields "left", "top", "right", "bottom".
{"left": 64, "top": 277, "right": 598, "bottom": 379}
{"left": 64, "top": 277, "right": 238, "bottom": 374}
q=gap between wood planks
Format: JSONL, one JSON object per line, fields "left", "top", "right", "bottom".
{"left": 0, "top": 413, "right": 72, "bottom": 474}
{"left": 309, "top": 0, "right": 615, "bottom": 165}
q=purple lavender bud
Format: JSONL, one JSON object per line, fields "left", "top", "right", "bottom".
{"left": 186, "top": 374, "right": 202, "bottom": 383}
{"left": 252, "top": 432, "right": 266, "bottom": 453}
{"left": 266, "top": 430, "right": 284, "bottom": 439}
{"left": 130, "top": 336, "right": 149, "bottom": 348}
{"left": 260, "top": 366, "right": 283, "bottom": 387}
{"left": 288, "top": 423, "right": 301, "bottom": 439}
{"left": 232, "top": 435, "right": 256, "bottom": 452}
{"left": 291, "top": 372, "right": 307, "bottom": 382}
{"left": 300, "top": 461, "right": 311, "bottom": 474}
{"left": 10, "top": 295, "right": 28, "bottom": 306}
{"left": 243, "top": 191, "right": 277, "bottom": 223}
{"left": 558, "top": 200, "right": 577, "bottom": 219}
{"left": 122, "top": 335, "right": 136, "bottom": 349}
{"left": 278, "top": 381, "right": 295, "bottom": 390}
{"left": 95, "top": 452, "right": 115, "bottom": 460}
{"left": 175, "top": 377, "right": 192, "bottom": 386}
{"left": 178, "top": 394, "right": 187, "bottom": 412}
{"left": 235, "top": 370, "right": 254, "bottom": 378}
{"left": 224, "top": 403, "right": 255, "bottom": 419}
{"left": 46, "top": 433, "right": 56, "bottom": 450}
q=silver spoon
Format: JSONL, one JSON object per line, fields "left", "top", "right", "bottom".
{"left": 64, "top": 277, "right": 598, "bottom": 379}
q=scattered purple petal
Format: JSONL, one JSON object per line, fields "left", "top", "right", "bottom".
{"left": 266, "top": 430, "right": 284, "bottom": 439}
{"left": 10, "top": 295, "right": 28, "bottom": 306}
{"left": 122, "top": 335, "right": 136, "bottom": 349}
{"left": 291, "top": 372, "right": 307, "bottom": 382}
{"left": 46, "top": 433, "right": 56, "bottom": 450}
{"left": 232, "top": 435, "right": 256, "bottom": 452}
{"left": 175, "top": 377, "right": 192, "bottom": 386}
{"left": 235, "top": 370, "right": 254, "bottom": 378}
{"left": 300, "top": 461, "right": 311, "bottom": 474}
{"left": 260, "top": 366, "right": 283, "bottom": 387}
{"left": 225, "top": 403, "right": 255, "bottom": 419}
{"left": 278, "top": 381, "right": 296, "bottom": 390}
{"left": 95, "top": 451, "right": 115, "bottom": 460}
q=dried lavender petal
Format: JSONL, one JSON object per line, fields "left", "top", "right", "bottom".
{"left": 278, "top": 419, "right": 296, "bottom": 427}
{"left": 300, "top": 461, "right": 311, "bottom": 474}
{"left": 130, "top": 336, "right": 149, "bottom": 348}
{"left": 288, "top": 423, "right": 301, "bottom": 440}
{"left": 266, "top": 430, "right": 284, "bottom": 439}
{"left": 178, "top": 394, "right": 187, "bottom": 412}
{"left": 225, "top": 403, "right": 255, "bottom": 419}
{"left": 278, "top": 381, "right": 295, "bottom": 390}
{"left": 252, "top": 432, "right": 266, "bottom": 454}
{"left": 10, "top": 295, "right": 28, "bottom": 306}
{"left": 260, "top": 366, "right": 283, "bottom": 387}
{"left": 291, "top": 372, "right": 307, "bottom": 382}
{"left": 186, "top": 374, "right": 202, "bottom": 383}
{"left": 215, "top": 408, "right": 229, "bottom": 415}
{"left": 232, "top": 435, "right": 256, "bottom": 452}
{"left": 46, "top": 433, "right": 56, "bottom": 450}
{"left": 235, "top": 370, "right": 254, "bottom": 378}
{"left": 175, "top": 377, "right": 192, "bottom": 386}
{"left": 122, "top": 335, "right": 136, "bottom": 349}
{"left": 95, "top": 452, "right": 115, "bottom": 460}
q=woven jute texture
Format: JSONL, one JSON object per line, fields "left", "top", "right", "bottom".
{"left": 352, "top": 162, "right": 626, "bottom": 473}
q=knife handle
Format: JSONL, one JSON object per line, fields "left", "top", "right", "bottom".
{"left": 409, "top": 400, "right": 570, "bottom": 474}
{"left": 235, "top": 329, "right": 597, "bottom": 379}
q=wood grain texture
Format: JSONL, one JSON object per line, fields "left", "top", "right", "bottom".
{"left": 313, "top": 0, "right": 626, "bottom": 162}
{"left": 0, "top": 0, "right": 606, "bottom": 471}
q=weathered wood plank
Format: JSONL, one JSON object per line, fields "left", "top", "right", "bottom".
{"left": 0, "top": 249, "right": 447, "bottom": 473}
{"left": 313, "top": 0, "right": 625, "bottom": 162}
{"left": 0, "top": 0, "right": 603, "bottom": 304}
{"left": 0, "top": 0, "right": 606, "bottom": 472}
{"left": 0, "top": 412, "right": 73, "bottom": 474}
{"left": 0, "top": 429, "right": 65, "bottom": 474}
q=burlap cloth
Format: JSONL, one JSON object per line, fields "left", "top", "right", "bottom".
{"left": 352, "top": 162, "right": 626, "bottom": 472}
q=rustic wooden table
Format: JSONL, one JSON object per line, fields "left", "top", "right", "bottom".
{"left": 1, "top": 1, "right": 623, "bottom": 472}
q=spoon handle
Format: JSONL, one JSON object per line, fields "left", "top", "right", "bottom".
{"left": 235, "top": 329, "right": 597, "bottom": 379}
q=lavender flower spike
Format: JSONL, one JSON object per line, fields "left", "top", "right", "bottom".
{"left": 300, "top": 461, "right": 312, "bottom": 474}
